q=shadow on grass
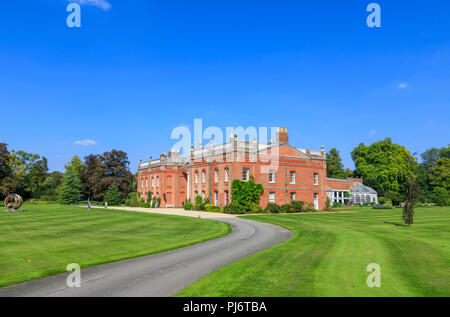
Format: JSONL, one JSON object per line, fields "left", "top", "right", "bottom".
{"left": 384, "top": 221, "right": 408, "bottom": 227}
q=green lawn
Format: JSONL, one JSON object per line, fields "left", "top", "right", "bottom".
{"left": 0, "top": 204, "right": 230, "bottom": 287}
{"left": 178, "top": 207, "right": 450, "bottom": 297}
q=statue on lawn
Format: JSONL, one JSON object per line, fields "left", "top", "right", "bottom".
{"left": 4, "top": 194, "right": 23, "bottom": 212}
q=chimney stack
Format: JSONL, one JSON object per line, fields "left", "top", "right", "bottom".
{"left": 276, "top": 127, "right": 289, "bottom": 144}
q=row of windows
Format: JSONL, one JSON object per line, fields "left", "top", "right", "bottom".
{"left": 194, "top": 168, "right": 320, "bottom": 185}
{"left": 141, "top": 176, "right": 159, "bottom": 189}
{"left": 195, "top": 168, "right": 230, "bottom": 184}
{"left": 194, "top": 190, "right": 229, "bottom": 206}
{"left": 269, "top": 192, "right": 319, "bottom": 203}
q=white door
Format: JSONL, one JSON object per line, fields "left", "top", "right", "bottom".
{"left": 314, "top": 193, "right": 319, "bottom": 210}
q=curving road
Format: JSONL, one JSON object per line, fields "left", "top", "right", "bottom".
{"left": 0, "top": 208, "right": 292, "bottom": 297}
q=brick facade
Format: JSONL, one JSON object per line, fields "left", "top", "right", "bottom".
{"left": 137, "top": 128, "right": 329, "bottom": 210}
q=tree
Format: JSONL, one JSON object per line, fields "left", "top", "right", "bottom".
{"left": 60, "top": 170, "right": 82, "bottom": 204}
{"left": 104, "top": 185, "right": 121, "bottom": 206}
{"left": 79, "top": 150, "right": 134, "bottom": 202}
{"left": 432, "top": 187, "right": 449, "bottom": 206}
{"left": 428, "top": 157, "right": 450, "bottom": 191}
{"left": 326, "top": 148, "right": 346, "bottom": 179}
{"left": 231, "top": 175, "right": 264, "bottom": 212}
{"left": 8, "top": 150, "right": 48, "bottom": 199}
{"left": 41, "top": 171, "right": 64, "bottom": 200}
{"left": 401, "top": 155, "right": 419, "bottom": 226}
{"left": 351, "top": 138, "right": 417, "bottom": 205}
{"left": 65, "top": 155, "right": 83, "bottom": 175}
{"left": 79, "top": 154, "right": 104, "bottom": 201}
{"left": 0, "top": 143, "right": 16, "bottom": 197}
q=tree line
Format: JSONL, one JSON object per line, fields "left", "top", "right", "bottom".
{"left": 326, "top": 138, "right": 449, "bottom": 206}
{"left": 0, "top": 143, "right": 136, "bottom": 205}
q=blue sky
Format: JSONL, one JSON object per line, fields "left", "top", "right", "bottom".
{"left": 0, "top": 0, "right": 449, "bottom": 172}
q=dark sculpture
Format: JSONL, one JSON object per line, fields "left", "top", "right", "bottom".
{"left": 4, "top": 194, "right": 23, "bottom": 212}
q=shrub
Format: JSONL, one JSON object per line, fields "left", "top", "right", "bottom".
{"left": 125, "top": 192, "right": 139, "bottom": 207}
{"left": 280, "top": 203, "right": 296, "bottom": 213}
{"left": 156, "top": 197, "right": 161, "bottom": 208}
{"left": 139, "top": 198, "right": 145, "bottom": 207}
{"left": 222, "top": 202, "right": 245, "bottom": 214}
{"left": 184, "top": 199, "right": 193, "bottom": 210}
{"left": 194, "top": 195, "right": 204, "bottom": 211}
{"left": 332, "top": 201, "right": 342, "bottom": 208}
{"left": 264, "top": 202, "right": 281, "bottom": 213}
{"left": 373, "top": 204, "right": 393, "bottom": 209}
{"left": 143, "top": 202, "right": 150, "bottom": 208}
{"left": 231, "top": 176, "right": 264, "bottom": 211}
{"left": 250, "top": 202, "right": 262, "bottom": 213}
{"left": 205, "top": 204, "right": 221, "bottom": 212}
{"left": 304, "top": 202, "right": 316, "bottom": 212}
{"left": 291, "top": 200, "right": 305, "bottom": 212}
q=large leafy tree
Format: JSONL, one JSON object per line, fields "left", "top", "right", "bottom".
{"left": 231, "top": 175, "right": 264, "bottom": 211}
{"left": 351, "top": 138, "right": 417, "bottom": 205}
{"left": 79, "top": 150, "right": 133, "bottom": 201}
{"left": 60, "top": 169, "right": 83, "bottom": 204}
{"left": 0, "top": 143, "right": 16, "bottom": 197}
{"left": 326, "top": 148, "right": 346, "bottom": 179}
{"left": 418, "top": 145, "right": 450, "bottom": 203}
{"left": 9, "top": 150, "right": 48, "bottom": 198}
{"left": 64, "top": 155, "right": 83, "bottom": 175}
{"left": 429, "top": 157, "right": 450, "bottom": 191}
{"left": 79, "top": 154, "right": 104, "bottom": 201}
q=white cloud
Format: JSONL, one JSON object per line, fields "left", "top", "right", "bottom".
{"left": 368, "top": 130, "right": 377, "bottom": 136}
{"left": 70, "top": 0, "right": 111, "bottom": 10}
{"left": 398, "top": 82, "right": 408, "bottom": 89}
{"left": 73, "top": 139, "right": 98, "bottom": 146}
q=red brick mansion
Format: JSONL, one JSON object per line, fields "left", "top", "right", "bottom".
{"left": 137, "top": 127, "right": 377, "bottom": 210}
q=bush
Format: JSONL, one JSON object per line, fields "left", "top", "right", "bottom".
{"left": 373, "top": 204, "right": 393, "bottom": 209}
{"left": 125, "top": 192, "right": 139, "bottom": 207}
{"left": 222, "top": 202, "right": 246, "bottom": 214}
{"left": 184, "top": 199, "right": 193, "bottom": 210}
{"left": 280, "top": 203, "right": 296, "bottom": 213}
{"left": 194, "top": 195, "right": 204, "bottom": 211}
{"left": 291, "top": 200, "right": 306, "bottom": 212}
{"left": 231, "top": 177, "right": 264, "bottom": 211}
{"left": 250, "top": 202, "right": 262, "bottom": 213}
{"left": 264, "top": 203, "right": 281, "bottom": 213}
{"left": 304, "top": 202, "right": 316, "bottom": 212}
{"left": 143, "top": 202, "right": 150, "bottom": 208}
{"left": 332, "top": 201, "right": 342, "bottom": 208}
{"left": 205, "top": 204, "right": 221, "bottom": 212}
{"left": 139, "top": 198, "right": 145, "bottom": 207}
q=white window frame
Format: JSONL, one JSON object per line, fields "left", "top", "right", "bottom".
{"left": 225, "top": 190, "right": 229, "bottom": 205}
{"left": 214, "top": 191, "right": 218, "bottom": 206}
{"left": 195, "top": 171, "right": 198, "bottom": 184}
{"left": 225, "top": 168, "right": 229, "bottom": 182}
{"left": 269, "top": 170, "right": 275, "bottom": 183}
{"left": 290, "top": 171, "right": 296, "bottom": 184}
{"left": 269, "top": 192, "right": 275, "bottom": 203}
{"left": 290, "top": 192, "right": 296, "bottom": 201}
{"left": 215, "top": 169, "right": 219, "bottom": 183}
{"left": 313, "top": 173, "right": 319, "bottom": 185}
{"left": 242, "top": 168, "right": 249, "bottom": 181}
{"left": 202, "top": 170, "right": 206, "bottom": 183}
{"left": 157, "top": 176, "right": 159, "bottom": 187}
